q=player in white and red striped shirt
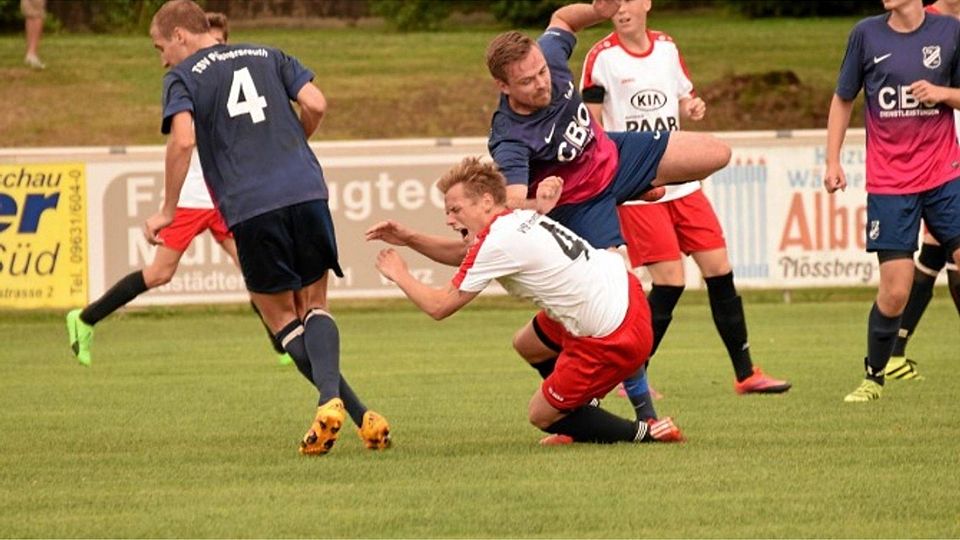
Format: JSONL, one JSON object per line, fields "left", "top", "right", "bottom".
{"left": 580, "top": 0, "right": 790, "bottom": 418}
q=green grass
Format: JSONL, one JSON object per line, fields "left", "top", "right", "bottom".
{"left": 0, "top": 12, "right": 862, "bottom": 147}
{"left": 2, "top": 296, "right": 959, "bottom": 537}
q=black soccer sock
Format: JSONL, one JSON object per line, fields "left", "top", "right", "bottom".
{"left": 530, "top": 357, "right": 557, "bottom": 379}
{"left": 866, "top": 302, "right": 902, "bottom": 384}
{"left": 80, "top": 270, "right": 149, "bottom": 325}
{"left": 544, "top": 406, "right": 644, "bottom": 444}
{"left": 705, "top": 272, "right": 754, "bottom": 382}
{"left": 275, "top": 319, "right": 365, "bottom": 425}
{"left": 647, "top": 284, "right": 684, "bottom": 358}
{"left": 623, "top": 366, "right": 657, "bottom": 421}
{"left": 891, "top": 270, "right": 937, "bottom": 357}
{"left": 337, "top": 376, "right": 368, "bottom": 426}
{"left": 303, "top": 308, "right": 341, "bottom": 404}
{"left": 250, "top": 301, "right": 285, "bottom": 354}
{"left": 948, "top": 270, "right": 960, "bottom": 317}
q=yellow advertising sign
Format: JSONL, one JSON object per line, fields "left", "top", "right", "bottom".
{"left": 0, "top": 163, "right": 87, "bottom": 308}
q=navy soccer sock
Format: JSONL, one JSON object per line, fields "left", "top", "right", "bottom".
{"left": 275, "top": 319, "right": 366, "bottom": 425}
{"left": 948, "top": 270, "right": 960, "bottom": 317}
{"left": 891, "top": 271, "right": 937, "bottom": 357}
{"left": 705, "top": 272, "right": 754, "bottom": 382}
{"left": 80, "top": 271, "right": 149, "bottom": 325}
{"left": 866, "top": 302, "right": 902, "bottom": 384}
{"left": 303, "top": 308, "right": 341, "bottom": 404}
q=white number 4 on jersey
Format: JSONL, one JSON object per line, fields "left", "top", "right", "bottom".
{"left": 227, "top": 67, "right": 267, "bottom": 123}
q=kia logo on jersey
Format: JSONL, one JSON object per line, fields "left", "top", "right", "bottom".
{"left": 923, "top": 46, "right": 941, "bottom": 69}
{"left": 630, "top": 89, "right": 667, "bottom": 112}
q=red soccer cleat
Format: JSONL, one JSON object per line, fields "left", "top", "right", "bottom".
{"left": 734, "top": 367, "right": 792, "bottom": 395}
{"left": 539, "top": 434, "right": 574, "bottom": 446}
{"left": 647, "top": 417, "right": 684, "bottom": 442}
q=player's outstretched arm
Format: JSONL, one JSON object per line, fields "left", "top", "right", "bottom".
{"left": 549, "top": 0, "right": 620, "bottom": 34}
{"left": 824, "top": 94, "right": 854, "bottom": 193}
{"left": 366, "top": 220, "right": 468, "bottom": 267}
{"left": 296, "top": 82, "right": 327, "bottom": 138}
{"left": 376, "top": 248, "right": 478, "bottom": 320}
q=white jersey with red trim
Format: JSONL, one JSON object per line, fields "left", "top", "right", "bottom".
{"left": 176, "top": 150, "right": 216, "bottom": 210}
{"left": 582, "top": 30, "right": 700, "bottom": 204}
{"left": 452, "top": 209, "right": 629, "bottom": 338}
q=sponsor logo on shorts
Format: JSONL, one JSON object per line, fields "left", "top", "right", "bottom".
{"left": 547, "top": 386, "right": 565, "bottom": 403}
{"left": 869, "top": 220, "right": 880, "bottom": 241}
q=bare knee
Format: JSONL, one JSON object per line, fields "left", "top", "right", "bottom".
{"left": 877, "top": 286, "right": 910, "bottom": 314}
{"left": 142, "top": 266, "right": 175, "bottom": 288}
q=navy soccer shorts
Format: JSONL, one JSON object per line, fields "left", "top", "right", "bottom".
{"left": 866, "top": 177, "right": 960, "bottom": 253}
{"left": 231, "top": 199, "right": 344, "bottom": 294}
{"left": 548, "top": 130, "right": 671, "bottom": 250}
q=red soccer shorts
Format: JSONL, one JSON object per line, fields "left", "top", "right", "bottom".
{"left": 157, "top": 207, "right": 232, "bottom": 252}
{"left": 618, "top": 189, "right": 726, "bottom": 267}
{"left": 537, "top": 274, "right": 653, "bottom": 411}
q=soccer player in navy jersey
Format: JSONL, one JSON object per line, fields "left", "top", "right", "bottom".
{"left": 65, "top": 12, "right": 293, "bottom": 369}
{"left": 825, "top": 0, "right": 960, "bottom": 402}
{"left": 485, "top": 0, "right": 731, "bottom": 253}
{"left": 887, "top": 0, "right": 960, "bottom": 379}
{"left": 143, "top": 0, "right": 389, "bottom": 453}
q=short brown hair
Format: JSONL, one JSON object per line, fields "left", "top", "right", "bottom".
{"left": 486, "top": 31, "right": 537, "bottom": 82}
{"left": 205, "top": 11, "right": 229, "bottom": 41}
{"left": 151, "top": 0, "right": 209, "bottom": 39}
{"left": 437, "top": 157, "right": 507, "bottom": 205}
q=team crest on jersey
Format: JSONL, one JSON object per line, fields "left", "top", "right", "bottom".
{"left": 923, "top": 46, "right": 941, "bottom": 69}
{"left": 869, "top": 220, "right": 881, "bottom": 241}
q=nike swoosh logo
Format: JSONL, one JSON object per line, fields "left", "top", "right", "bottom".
{"left": 874, "top": 53, "right": 892, "bottom": 64}
{"left": 544, "top": 123, "right": 556, "bottom": 144}
{"left": 564, "top": 81, "right": 574, "bottom": 99}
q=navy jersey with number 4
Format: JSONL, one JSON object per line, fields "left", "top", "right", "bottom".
{"left": 161, "top": 43, "right": 327, "bottom": 227}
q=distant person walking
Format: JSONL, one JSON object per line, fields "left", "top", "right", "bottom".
{"left": 22, "top": 0, "right": 46, "bottom": 69}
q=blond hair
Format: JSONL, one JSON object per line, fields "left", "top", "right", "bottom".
{"left": 437, "top": 157, "right": 507, "bottom": 205}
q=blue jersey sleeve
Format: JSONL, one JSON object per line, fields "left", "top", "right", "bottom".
{"left": 276, "top": 49, "right": 315, "bottom": 101}
{"left": 836, "top": 24, "right": 864, "bottom": 101}
{"left": 161, "top": 71, "right": 194, "bottom": 134}
{"left": 539, "top": 28, "right": 577, "bottom": 79}
{"left": 490, "top": 138, "right": 532, "bottom": 187}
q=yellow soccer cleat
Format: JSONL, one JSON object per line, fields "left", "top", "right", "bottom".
{"left": 299, "top": 398, "right": 345, "bottom": 456}
{"left": 357, "top": 411, "right": 392, "bottom": 450}
{"left": 885, "top": 356, "right": 923, "bottom": 381}
{"left": 844, "top": 379, "right": 883, "bottom": 403}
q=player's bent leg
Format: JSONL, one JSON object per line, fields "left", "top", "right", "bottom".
{"left": 142, "top": 245, "right": 183, "bottom": 288}
{"left": 513, "top": 318, "right": 560, "bottom": 379}
{"left": 653, "top": 131, "right": 731, "bottom": 186}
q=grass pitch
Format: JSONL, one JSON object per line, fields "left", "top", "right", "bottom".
{"left": 1, "top": 295, "right": 958, "bottom": 537}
